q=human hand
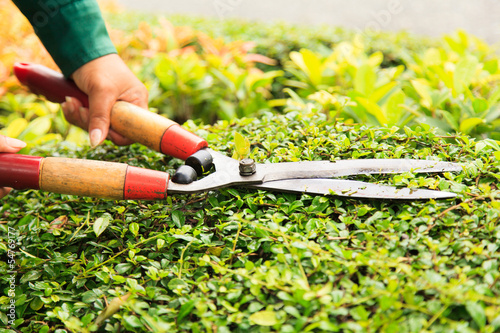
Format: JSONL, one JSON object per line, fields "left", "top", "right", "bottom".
{"left": 61, "top": 54, "right": 148, "bottom": 147}
{"left": 0, "top": 135, "right": 26, "bottom": 199}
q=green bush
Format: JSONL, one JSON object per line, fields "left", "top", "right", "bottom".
{"left": 283, "top": 31, "right": 500, "bottom": 139}
{"left": 149, "top": 49, "right": 281, "bottom": 123}
{"left": 1, "top": 109, "right": 500, "bottom": 332}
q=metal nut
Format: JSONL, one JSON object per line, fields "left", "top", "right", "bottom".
{"left": 239, "top": 158, "right": 256, "bottom": 176}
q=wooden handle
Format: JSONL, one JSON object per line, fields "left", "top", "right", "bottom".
{"left": 14, "top": 62, "right": 209, "bottom": 160}
{"left": 40, "top": 158, "right": 127, "bottom": 199}
{"left": 111, "top": 101, "right": 176, "bottom": 152}
{"left": 0, "top": 154, "right": 170, "bottom": 200}
{"left": 39, "top": 157, "right": 170, "bottom": 200}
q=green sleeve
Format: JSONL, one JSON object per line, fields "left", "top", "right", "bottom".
{"left": 12, "top": 0, "right": 117, "bottom": 77}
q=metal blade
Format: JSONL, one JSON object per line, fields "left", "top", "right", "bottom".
{"left": 249, "top": 179, "right": 457, "bottom": 200}
{"left": 167, "top": 149, "right": 462, "bottom": 195}
{"left": 257, "top": 158, "right": 463, "bottom": 182}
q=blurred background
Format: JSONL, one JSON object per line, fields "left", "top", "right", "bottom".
{"left": 116, "top": 0, "right": 500, "bottom": 44}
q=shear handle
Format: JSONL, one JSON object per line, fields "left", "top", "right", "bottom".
{"left": 13, "top": 62, "right": 207, "bottom": 160}
{"left": 0, "top": 153, "right": 169, "bottom": 200}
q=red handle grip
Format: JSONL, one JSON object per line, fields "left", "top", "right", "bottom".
{"left": 14, "top": 62, "right": 89, "bottom": 108}
{"left": 0, "top": 153, "right": 43, "bottom": 190}
{"left": 13, "top": 62, "right": 208, "bottom": 160}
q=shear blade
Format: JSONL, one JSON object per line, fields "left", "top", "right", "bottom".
{"left": 251, "top": 179, "right": 457, "bottom": 200}
{"left": 257, "top": 158, "right": 463, "bottom": 181}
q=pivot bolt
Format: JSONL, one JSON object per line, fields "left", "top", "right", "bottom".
{"left": 239, "top": 158, "right": 256, "bottom": 176}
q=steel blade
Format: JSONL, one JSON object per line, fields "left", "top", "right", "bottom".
{"left": 257, "top": 158, "right": 463, "bottom": 182}
{"left": 167, "top": 149, "right": 462, "bottom": 195}
{"left": 249, "top": 179, "right": 457, "bottom": 200}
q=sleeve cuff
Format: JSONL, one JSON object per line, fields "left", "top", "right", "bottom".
{"left": 14, "top": 0, "right": 117, "bottom": 77}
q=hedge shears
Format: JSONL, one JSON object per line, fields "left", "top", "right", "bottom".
{"left": 0, "top": 63, "right": 462, "bottom": 201}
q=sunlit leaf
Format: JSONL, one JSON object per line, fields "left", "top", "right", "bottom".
{"left": 94, "top": 213, "right": 112, "bottom": 237}
{"left": 129, "top": 223, "right": 140, "bottom": 237}
{"left": 2, "top": 118, "right": 28, "bottom": 138}
{"left": 411, "top": 79, "right": 433, "bottom": 109}
{"left": 249, "top": 310, "right": 278, "bottom": 326}
{"left": 233, "top": 131, "right": 250, "bottom": 159}
{"left": 454, "top": 54, "right": 479, "bottom": 95}
{"left": 18, "top": 115, "right": 52, "bottom": 141}
{"left": 472, "top": 98, "right": 488, "bottom": 114}
{"left": 459, "top": 117, "right": 484, "bottom": 135}
{"left": 290, "top": 49, "right": 323, "bottom": 86}
{"left": 356, "top": 97, "right": 387, "bottom": 126}
{"left": 423, "top": 48, "right": 442, "bottom": 66}
{"left": 384, "top": 89, "right": 405, "bottom": 126}
{"left": 354, "top": 64, "right": 376, "bottom": 97}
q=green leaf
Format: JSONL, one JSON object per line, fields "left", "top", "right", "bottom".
{"left": 459, "top": 117, "right": 484, "bottom": 135}
{"left": 217, "top": 99, "right": 237, "bottom": 121}
{"left": 423, "top": 48, "right": 442, "bottom": 66}
{"left": 384, "top": 89, "right": 406, "bottom": 126}
{"left": 439, "top": 110, "right": 459, "bottom": 131}
{"left": 411, "top": 79, "right": 433, "bottom": 109}
{"left": 354, "top": 64, "right": 376, "bottom": 97}
{"left": 129, "top": 223, "right": 140, "bottom": 237}
{"left": 290, "top": 49, "right": 322, "bottom": 86}
{"left": 249, "top": 310, "right": 279, "bottom": 326}
{"left": 39, "top": 326, "right": 50, "bottom": 333}
{"left": 18, "top": 115, "right": 52, "bottom": 141}
{"left": 454, "top": 54, "right": 479, "bottom": 95}
{"left": 123, "top": 315, "right": 143, "bottom": 328}
{"left": 356, "top": 97, "right": 387, "bottom": 126}
{"left": 350, "top": 305, "right": 369, "bottom": 321}
{"left": 465, "top": 301, "right": 486, "bottom": 328}
{"left": 367, "top": 51, "right": 384, "bottom": 67}
{"left": 177, "top": 299, "right": 197, "bottom": 322}
{"left": 2, "top": 118, "right": 28, "bottom": 138}
{"left": 93, "top": 213, "right": 112, "bottom": 237}
{"left": 233, "top": 131, "right": 250, "bottom": 159}
{"left": 20, "top": 270, "right": 42, "bottom": 284}
{"left": 171, "top": 210, "right": 185, "bottom": 228}
{"left": 81, "top": 290, "right": 99, "bottom": 303}
{"left": 168, "top": 278, "right": 188, "bottom": 291}
{"left": 472, "top": 98, "right": 488, "bottom": 114}
{"left": 30, "top": 297, "right": 44, "bottom": 311}
{"left": 370, "top": 81, "right": 397, "bottom": 103}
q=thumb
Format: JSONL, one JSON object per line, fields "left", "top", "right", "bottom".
{"left": 87, "top": 91, "right": 115, "bottom": 148}
{"left": 0, "top": 135, "right": 26, "bottom": 153}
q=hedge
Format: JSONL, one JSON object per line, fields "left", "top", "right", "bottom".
{"left": 1, "top": 109, "right": 500, "bottom": 332}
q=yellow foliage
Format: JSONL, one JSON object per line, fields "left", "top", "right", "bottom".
{"left": 0, "top": 0, "right": 274, "bottom": 98}
{"left": 0, "top": 0, "right": 57, "bottom": 97}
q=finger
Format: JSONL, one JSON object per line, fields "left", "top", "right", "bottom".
{"left": 0, "top": 187, "right": 12, "bottom": 199}
{"left": 107, "top": 129, "right": 134, "bottom": 146}
{"left": 0, "top": 135, "right": 26, "bottom": 153}
{"left": 115, "top": 79, "right": 148, "bottom": 110}
{"left": 131, "top": 87, "right": 148, "bottom": 110}
{"left": 87, "top": 90, "right": 115, "bottom": 148}
{"left": 61, "top": 97, "right": 85, "bottom": 129}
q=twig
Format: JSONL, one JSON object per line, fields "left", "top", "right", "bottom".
{"left": 425, "top": 196, "right": 486, "bottom": 233}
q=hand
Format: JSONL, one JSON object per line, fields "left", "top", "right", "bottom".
{"left": 61, "top": 54, "right": 148, "bottom": 147}
{"left": 0, "top": 135, "right": 26, "bottom": 199}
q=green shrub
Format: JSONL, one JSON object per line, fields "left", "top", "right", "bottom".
{"left": 1, "top": 108, "right": 500, "bottom": 332}
{"left": 282, "top": 31, "right": 500, "bottom": 139}
{"left": 150, "top": 48, "right": 281, "bottom": 123}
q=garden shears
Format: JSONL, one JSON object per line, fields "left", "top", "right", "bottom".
{"left": 0, "top": 63, "right": 462, "bottom": 201}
